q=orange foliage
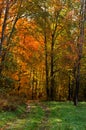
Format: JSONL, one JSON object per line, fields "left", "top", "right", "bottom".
{"left": 16, "top": 18, "right": 40, "bottom": 51}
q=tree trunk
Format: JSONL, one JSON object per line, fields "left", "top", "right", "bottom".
{"left": 0, "top": 0, "right": 9, "bottom": 54}
{"left": 68, "top": 75, "right": 71, "bottom": 101}
{"left": 74, "top": 63, "right": 80, "bottom": 105}
{"left": 74, "top": 0, "right": 85, "bottom": 106}
{"left": 44, "top": 34, "right": 50, "bottom": 100}
{"left": 50, "top": 34, "right": 55, "bottom": 100}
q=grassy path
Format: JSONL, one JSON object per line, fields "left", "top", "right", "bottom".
{"left": 0, "top": 102, "right": 44, "bottom": 130}
{"left": 0, "top": 101, "right": 86, "bottom": 130}
{"left": 37, "top": 102, "right": 50, "bottom": 130}
{"left": 0, "top": 101, "right": 51, "bottom": 130}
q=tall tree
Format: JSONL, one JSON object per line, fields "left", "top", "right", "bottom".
{"left": 0, "top": 0, "right": 23, "bottom": 74}
{"left": 74, "top": 0, "right": 86, "bottom": 105}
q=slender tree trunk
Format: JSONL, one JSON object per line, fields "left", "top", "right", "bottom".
{"left": 68, "top": 75, "right": 71, "bottom": 101}
{"left": 74, "top": 63, "right": 80, "bottom": 105}
{"left": 74, "top": 0, "right": 85, "bottom": 106}
{"left": 49, "top": 18, "right": 58, "bottom": 100}
{"left": 44, "top": 34, "right": 50, "bottom": 100}
{"left": 50, "top": 35, "right": 55, "bottom": 100}
{"left": 43, "top": 3, "right": 50, "bottom": 100}
{"left": 0, "top": 0, "right": 9, "bottom": 54}
{"left": 32, "top": 69, "right": 35, "bottom": 100}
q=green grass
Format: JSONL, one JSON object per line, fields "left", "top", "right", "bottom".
{"left": 0, "top": 102, "right": 86, "bottom": 130}
{"left": 0, "top": 103, "right": 44, "bottom": 130}
{"left": 0, "top": 104, "right": 25, "bottom": 128}
{"left": 47, "top": 102, "right": 86, "bottom": 130}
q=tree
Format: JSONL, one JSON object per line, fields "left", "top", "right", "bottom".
{"left": 25, "top": 0, "right": 70, "bottom": 100}
{"left": 0, "top": 0, "right": 24, "bottom": 74}
{"left": 73, "top": 0, "right": 86, "bottom": 105}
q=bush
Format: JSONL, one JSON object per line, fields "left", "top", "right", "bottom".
{"left": 0, "top": 94, "right": 25, "bottom": 112}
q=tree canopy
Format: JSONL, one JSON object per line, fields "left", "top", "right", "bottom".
{"left": 0, "top": 0, "right": 86, "bottom": 105}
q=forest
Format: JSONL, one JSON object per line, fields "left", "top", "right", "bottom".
{"left": 0, "top": 0, "right": 86, "bottom": 106}
{"left": 0, "top": 0, "right": 86, "bottom": 129}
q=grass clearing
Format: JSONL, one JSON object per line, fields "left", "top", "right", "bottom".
{"left": 47, "top": 102, "right": 86, "bottom": 130}
{"left": 0, "top": 101, "right": 86, "bottom": 130}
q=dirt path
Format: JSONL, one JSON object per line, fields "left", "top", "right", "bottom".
{"left": 37, "top": 102, "right": 50, "bottom": 130}
{"left": 0, "top": 101, "right": 50, "bottom": 130}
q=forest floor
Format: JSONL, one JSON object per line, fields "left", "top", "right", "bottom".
{"left": 0, "top": 99, "right": 86, "bottom": 130}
